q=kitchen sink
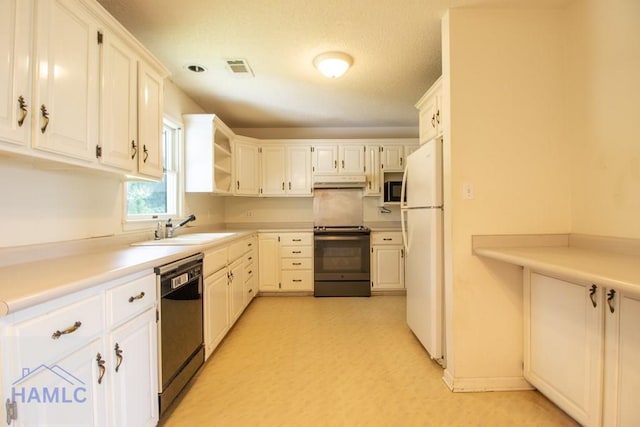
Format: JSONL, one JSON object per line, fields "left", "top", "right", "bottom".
{"left": 132, "top": 232, "right": 236, "bottom": 246}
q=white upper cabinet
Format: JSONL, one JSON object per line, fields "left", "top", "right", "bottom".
{"left": 339, "top": 145, "right": 365, "bottom": 174}
{"left": 381, "top": 145, "right": 404, "bottom": 172}
{"left": 0, "top": 0, "right": 32, "bottom": 148}
{"left": 286, "top": 145, "right": 312, "bottom": 195}
{"left": 260, "top": 143, "right": 312, "bottom": 197}
{"left": 312, "top": 144, "right": 339, "bottom": 175}
{"left": 184, "top": 114, "right": 234, "bottom": 193}
{"left": 234, "top": 137, "right": 260, "bottom": 196}
{"left": 365, "top": 145, "right": 381, "bottom": 195}
{"left": 136, "top": 62, "right": 165, "bottom": 179}
{"left": 32, "top": 0, "right": 100, "bottom": 162}
{"left": 0, "top": 0, "right": 168, "bottom": 179}
{"left": 99, "top": 30, "right": 138, "bottom": 172}
{"left": 416, "top": 76, "right": 443, "bottom": 144}
{"left": 261, "top": 145, "right": 287, "bottom": 196}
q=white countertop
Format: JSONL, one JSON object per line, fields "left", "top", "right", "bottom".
{"left": 0, "top": 231, "right": 254, "bottom": 316}
{"left": 475, "top": 244, "right": 640, "bottom": 297}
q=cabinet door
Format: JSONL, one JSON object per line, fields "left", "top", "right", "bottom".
{"left": 258, "top": 234, "right": 279, "bottom": 291}
{"left": 229, "top": 259, "right": 245, "bottom": 324}
{"left": 525, "top": 272, "right": 604, "bottom": 427}
{"left": 287, "top": 145, "right": 312, "bottom": 195}
{"left": 603, "top": 290, "right": 640, "bottom": 427}
{"left": 340, "top": 145, "right": 365, "bottom": 174}
{"left": 372, "top": 246, "right": 404, "bottom": 289}
{"left": 312, "top": 145, "right": 338, "bottom": 175}
{"left": 0, "top": 0, "right": 32, "bottom": 147}
{"left": 136, "top": 62, "right": 164, "bottom": 179}
{"left": 204, "top": 269, "right": 229, "bottom": 358}
{"left": 99, "top": 31, "right": 137, "bottom": 172}
{"left": 381, "top": 145, "right": 404, "bottom": 172}
{"left": 33, "top": 0, "right": 100, "bottom": 161}
{"left": 365, "top": 145, "right": 381, "bottom": 195}
{"left": 235, "top": 140, "right": 260, "bottom": 195}
{"left": 3, "top": 337, "right": 106, "bottom": 426}
{"left": 261, "top": 145, "right": 286, "bottom": 196}
{"left": 108, "top": 308, "right": 158, "bottom": 427}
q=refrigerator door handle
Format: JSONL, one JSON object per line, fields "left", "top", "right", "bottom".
{"left": 400, "top": 163, "right": 409, "bottom": 209}
{"left": 401, "top": 208, "right": 409, "bottom": 254}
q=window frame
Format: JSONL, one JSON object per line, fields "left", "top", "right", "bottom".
{"left": 122, "top": 116, "right": 183, "bottom": 229}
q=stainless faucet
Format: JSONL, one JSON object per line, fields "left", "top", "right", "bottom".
{"left": 165, "top": 214, "right": 196, "bottom": 238}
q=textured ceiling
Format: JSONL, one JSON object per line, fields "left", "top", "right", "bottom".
{"left": 97, "top": 0, "right": 572, "bottom": 132}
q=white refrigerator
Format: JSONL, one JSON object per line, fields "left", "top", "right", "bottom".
{"left": 401, "top": 138, "right": 444, "bottom": 363}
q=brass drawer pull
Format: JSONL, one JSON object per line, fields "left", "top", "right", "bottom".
{"left": 128, "top": 291, "right": 145, "bottom": 303}
{"left": 115, "top": 343, "right": 124, "bottom": 372}
{"left": 17, "top": 96, "right": 28, "bottom": 127}
{"left": 96, "top": 353, "right": 106, "bottom": 384}
{"left": 51, "top": 321, "right": 82, "bottom": 339}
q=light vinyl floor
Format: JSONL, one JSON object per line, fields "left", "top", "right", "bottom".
{"left": 160, "top": 296, "right": 577, "bottom": 427}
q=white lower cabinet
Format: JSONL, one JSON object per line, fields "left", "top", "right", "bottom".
{"left": 203, "top": 234, "right": 257, "bottom": 359}
{"left": 259, "top": 232, "right": 313, "bottom": 292}
{"left": 370, "top": 232, "right": 405, "bottom": 290}
{"left": 0, "top": 271, "right": 158, "bottom": 426}
{"left": 525, "top": 270, "right": 640, "bottom": 427}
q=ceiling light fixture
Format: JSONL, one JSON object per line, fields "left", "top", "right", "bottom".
{"left": 186, "top": 64, "right": 207, "bottom": 73}
{"left": 313, "top": 52, "right": 353, "bottom": 78}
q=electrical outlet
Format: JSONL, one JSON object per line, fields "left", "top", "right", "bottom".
{"left": 245, "top": 210, "right": 253, "bottom": 217}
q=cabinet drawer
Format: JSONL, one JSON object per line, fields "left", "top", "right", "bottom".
{"left": 281, "top": 258, "right": 312, "bottom": 270}
{"left": 205, "top": 246, "right": 228, "bottom": 277}
{"left": 12, "top": 294, "right": 104, "bottom": 367}
{"left": 107, "top": 273, "right": 156, "bottom": 326}
{"left": 281, "top": 270, "right": 313, "bottom": 290}
{"left": 229, "top": 237, "right": 254, "bottom": 261}
{"left": 280, "top": 246, "right": 312, "bottom": 258}
{"left": 280, "top": 233, "right": 312, "bottom": 246}
{"left": 371, "top": 232, "right": 403, "bottom": 245}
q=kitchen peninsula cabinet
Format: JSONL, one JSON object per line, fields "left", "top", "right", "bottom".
{"left": 0, "top": 271, "right": 158, "bottom": 426}
{"left": 525, "top": 270, "right": 640, "bottom": 427}
{"left": 259, "top": 232, "right": 313, "bottom": 292}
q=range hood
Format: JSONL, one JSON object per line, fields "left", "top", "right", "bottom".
{"left": 313, "top": 174, "right": 367, "bottom": 189}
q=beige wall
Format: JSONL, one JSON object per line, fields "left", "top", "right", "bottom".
{"left": 444, "top": 7, "right": 572, "bottom": 388}
{"left": 566, "top": 0, "right": 640, "bottom": 238}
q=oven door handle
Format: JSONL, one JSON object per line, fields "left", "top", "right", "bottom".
{"left": 314, "top": 235, "right": 368, "bottom": 241}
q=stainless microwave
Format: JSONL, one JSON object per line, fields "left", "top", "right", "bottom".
{"left": 384, "top": 181, "right": 403, "bottom": 202}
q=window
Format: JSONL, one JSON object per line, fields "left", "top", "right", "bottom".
{"left": 125, "top": 119, "right": 180, "bottom": 220}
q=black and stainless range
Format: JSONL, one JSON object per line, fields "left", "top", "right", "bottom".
{"left": 155, "top": 253, "right": 204, "bottom": 416}
{"left": 313, "top": 225, "right": 371, "bottom": 297}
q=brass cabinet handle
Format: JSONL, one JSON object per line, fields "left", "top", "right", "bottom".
{"left": 96, "top": 353, "right": 106, "bottom": 384}
{"left": 607, "top": 289, "right": 616, "bottom": 313}
{"left": 52, "top": 321, "right": 82, "bottom": 339}
{"left": 40, "top": 104, "right": 50, "bottom": 133}
{"left": 142, "top": 144, "right": 149, "bottom": 162}
{"left": 128, "top": 291, "right": 145, "bottom": 303}
{"left": 114, "top": 343, "right": 124, "bottom": 372}
{"left": 292, "top": 262, "right": 302, "bottom": 266}
{"left": 237, "top": 181, "right": 240, "bottom": 190}
{"left": 431, "top": 113, "right": 436, "bottom": 128}
{"left": 341, "top": 160, "right": 345, "bottom": 169}
{"left": 334, "top": 160, "right": 337, "bottom": 169}
{"left": 292, "top": 250, "right": 302, "bottom": 254}
{"left": 292, "top": 279, "right": 302, "bottom": 283}
{"left": 130, "top": 140, "right": 137, "bottom": 159}
{"left": 292, "top": 239, "right": 302, "bottom": 242}
{"left": 17, "top": 96, "right": 28, "bottom": 127}
{"left": 436, "top": 110, "right": 441, "bottom": 124}
{"left": 589, "top": 284, "right": 598, "bottom": 308}
{"left": 289, "top": 182, "right": 291, "bottom": 190}
{"left": 282, "top": 182, "right": 285, "bottom": 191}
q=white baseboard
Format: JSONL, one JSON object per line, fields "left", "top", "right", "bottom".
{"left": 442, "top": 369, "right": 534, "bottom": 392}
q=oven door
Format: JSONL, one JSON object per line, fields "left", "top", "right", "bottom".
{"left": 314, "top": 233, "right": 370, "bottom": 282}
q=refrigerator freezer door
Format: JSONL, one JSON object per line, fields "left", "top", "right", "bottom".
{"left": 405, "top": 207, "right": 443, "bottom": 360}
{"left": 402, "top": 139, "right": 442, "bottom": 209}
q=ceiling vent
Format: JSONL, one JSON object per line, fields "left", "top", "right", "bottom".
{"left": 225, "top": 58, "right": 254, "bottom": 77}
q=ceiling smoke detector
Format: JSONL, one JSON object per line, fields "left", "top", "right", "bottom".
{"left": 225, "top": 58, "right": 254, "bottom": 77}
